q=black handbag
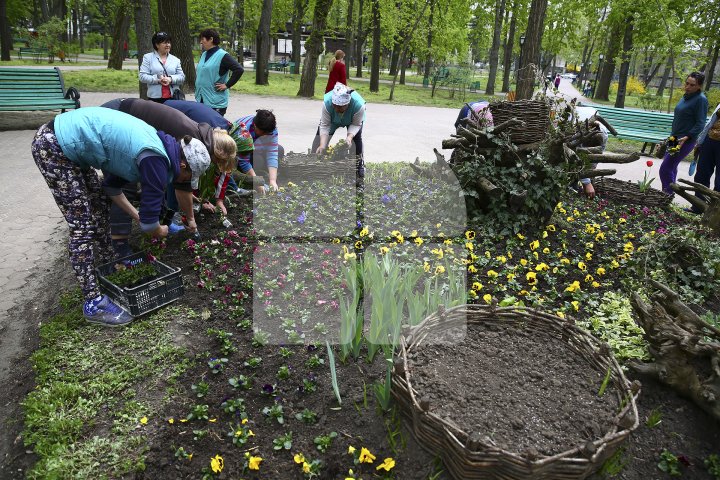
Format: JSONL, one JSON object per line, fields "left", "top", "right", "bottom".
{"left": 159, "top": 57, "right": 185, "bottom": 100}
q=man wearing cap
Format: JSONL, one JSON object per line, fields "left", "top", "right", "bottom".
{"left": 313, "top": 82, "right": 366, "bottom": 165}
{"left": 30, "top": 107, "right": 211, "bottom": 327}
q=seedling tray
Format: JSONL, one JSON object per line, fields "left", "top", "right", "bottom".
{"left": 96, "top": 252, "right": 183, "bottom": 317}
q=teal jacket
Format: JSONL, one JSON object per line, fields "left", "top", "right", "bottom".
{"left": 54, "top": 107, "right": 169, "bottom": 182}
{"left": 196, "top": 48, "right": 229, "bottom": 108}
{"left": 322, "top": 90, "right": 365, "bottom": 134}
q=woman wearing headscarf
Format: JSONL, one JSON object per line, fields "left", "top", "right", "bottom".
{"left": 659, "top": 71, "right": 709, "bottom": 194}
{"left": 325, "top": 50, "right": 347, "bottom": 93}
{"left": 31, "top": 107, "right": 210, "bottom": 327}
{"left": 313, "top": 82, "right": 366, "bottom": 161}
{"left": 139, "top": 32, "right": 185, "bottom": 103}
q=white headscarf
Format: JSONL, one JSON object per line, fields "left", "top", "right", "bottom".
{"left": 331, "top": 82, "right": 351, "bottom": 106}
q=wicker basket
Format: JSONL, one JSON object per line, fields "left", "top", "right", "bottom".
{"left": 594, "top": 177, "right": 673, "bottom": 208}
{"left": 392, "top": 304, "right": 639, "bottom": 480}
{"left": 278, "top": 151, "right": 363, "bottom": 182}
{"left": 489, "top": 100, "right": 551, "bottom": 145}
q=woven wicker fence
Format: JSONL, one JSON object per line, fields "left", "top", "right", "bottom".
{"left": 489, "top": 100, "right": 551, "bottom": 145}
{"left": 278, "top": 151, "right": 363, "bottom": 182}
{"left": 594, "top": 177, "right": 673, "bottom": 208}
{"left": 392, "top": 304, "right": 639, "bottom": 480}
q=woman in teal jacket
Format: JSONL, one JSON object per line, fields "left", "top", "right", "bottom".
{"left": 31, "top": 107, "right": 210, "bottom": 327}
{"left": 195, "top": 29, "right": 244, "bottom": 116}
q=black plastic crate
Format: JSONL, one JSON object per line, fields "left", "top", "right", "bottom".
{"left": 96, "top": 252, "right": 184, "bottom": 317}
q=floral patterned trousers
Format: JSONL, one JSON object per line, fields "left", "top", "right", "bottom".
{"left": 31, "top": 123, "right": 113, "bottom": 300}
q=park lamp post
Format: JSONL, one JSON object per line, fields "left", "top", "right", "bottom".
{"left": 593, "top": 53, "right": 604, "bottom": 99}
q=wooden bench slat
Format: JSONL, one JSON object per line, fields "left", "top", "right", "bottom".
{"left": 0, "top": 67, "right": 80, "bottom": 113}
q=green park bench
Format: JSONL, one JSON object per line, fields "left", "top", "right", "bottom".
{"left": 18, "top": 47, "right": 51, "bottom": 62}
{"left": 0, "top": 67, "right": 81, "bottom": 112}
{"left": 589, "top": 104, "right": 674, "bottom": 155}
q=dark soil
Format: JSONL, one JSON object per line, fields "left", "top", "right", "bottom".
{"left": 408, "top": 321, "right": 620, "bottom": 457}
{"left": 2, "top": 192, "right": 719, "bottom": 480}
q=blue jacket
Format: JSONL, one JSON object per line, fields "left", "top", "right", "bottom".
{"left": 139, "top": 51, "right": 185, "bottom": 99}
{"left": 672, "top": 91, "right": 709, "bottom": 140}
{"left": 697, "top": 103, "right": 720, "bottom": 146}
{"left": 54, "top": 107, "right": 177, "bottom": 232}
{"left": 54, "top": 107, "right": 168, "bottom": 182}
{"left": 165, "top": 100, "right": 231, "bottom": 129}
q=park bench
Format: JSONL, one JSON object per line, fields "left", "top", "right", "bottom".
{"left": 0, "top": 67, "right": 80, "bottom": 112}
{"left": 588, "top": 104, "right": 674, "bottom": 154}
{"left": 17, "top": 47, "right": 50, "bottom": 62}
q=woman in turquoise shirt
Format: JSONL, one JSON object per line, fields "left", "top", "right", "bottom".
{"left": 195, "top": 29, "right": 244, "bottom": 116}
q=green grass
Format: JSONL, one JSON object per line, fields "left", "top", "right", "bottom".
{"left": 23, "top": 291, "right": 193, "bottom": 479}
{"left": 60, "top": 68, "right": 502, "bottom": 108}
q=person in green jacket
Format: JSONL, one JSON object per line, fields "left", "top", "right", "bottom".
{"left": 196, "top": 28, "right": 244, "bottom": 116}
{"left": 31, "top": 107, "right": 210, "bottom": 327}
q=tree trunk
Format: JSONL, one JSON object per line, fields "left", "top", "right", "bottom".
{"left": 516, "top": 0, "right": 548, "bottom": 100}
{"left": 485, "top": 0, "right": 506, "bottom": 95}
{"left": 656, "top": 56, "right": 671, "bottom": 97}
{"left": 78, "top": 2, "right": 84, "bottom": 52}
{"left": 297, "top": 0, "right": 334, "bottom": 97}
{"left": 355, "top": 0, "right": 364, "bottom": 77}
{"left": 389, "top": 37, "right": 401, "bottom": 76}
{"left": 423, "top": 0, "right": 434, "bottom": 85}
{"left": 706, "top": 40, "right": 719, "bottom": 93}
{"left": 595, "top": 23, "right": 622, "bottom": 101}
{"left": 234, "top": 0, "right": 246, "bottom": 59}
{"left": 501, "top": 2, "right": 516, "bottom": 93}
{"left": 255, "top": 0, "right": 273, "bottom": 85}
{"left": 628, "top": 281, "right": 720, "bottom": 421}
{"left": 400, "top": 55, "right": 406, "bottom": 84}
{"left": 643, "top": 61, "right": 661, "bottom": 88}
{"left": 291, "top": 0, "right": 308, "bottom": 75}
{"left": 158, "top": 0, "right": 197, "bottom": 89}
{"left": 108, "top": 5, "right": 131, "bottom": 70}
{"left": 134, "top": 0, "right": 153, "bottom": 99}
{"left": 345, "top": 0, "right": 354, "bottom": 77}
{"left": 0, "top": 0, "right": 11, "bottom": 61}
{"left": 38, "top": 0, "right": 49, "bottom": 22}
{"left": 369, "top": 0, "right": 380, "bottom": 92}
{"left": 614, "top": 16, "right": 634, "bottom": 108}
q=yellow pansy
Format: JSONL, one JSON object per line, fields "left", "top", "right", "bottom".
{"left": 465, "top": 230, "right": 476, "bottom": 240}
{"left": 483, "top": 294, "right": 493, "bottom": 304}
{"left": 376, "top": 457, "right": 396, "bottom": 472}
{"left": 560, "top": 258, "right": 570, "bottom": 265}
{"left": 542, "top": 231, "right": 548, "bottom": 239}
{"left": 517, "top": 233, "right": 526, "bottom": 240}
{"left": 211, "top": 454, "right": 224, "bottom": 473}
{"left": 565, "top": 281, "right": 581, "bottom": 293}
{"left": 556, "top": 311, "right": 565, "bottom": 319}
{"left": 348, "top": 446, "right": 356, "bottom": 454}
{"left": 624, "top": 242, "right": 634, "bottom": 252}
{"left": 520, "top": 259, "right": 528, "bottom": 267}
{"left": 542, "top": 247, "right": 550, "bottom": 254}
{"left": 248, "top": 455, "right": 263, "bottom": 470}
{"left": 529, "top": 240, "right": 540, "bottom": 250}
{"left": 414, "top": 237, "right": 424, "bottom": 246}
{"left": 592, "top": 281, "right": 601, "bottom": 288}
{"left": 472, "top": 282, "right": 483, "bottom": 291}
{"left": 584, "top": 274, "right": 594, "bottom": 283}
{"left": 465, "top": 242, "right": 474, "bottom": 251}
{"left": 577, "top": 262, "right": 587, "bottom": 271}
{"left": 595, "top": 232, "right": 605, "bottom": 241}
{"left": 423, "top": 262, "right": 431, "bottom": 273}
{"left": 596, "top": 267, "right": 606, "bottom": 275}
{"left": 487, "top": 270, "right": 499, "bottom": 278}
{"left": 535, "top": 263, "right": 549, "bottom": 272}
{"left": 294, "top": 453, "right": 306, "bottom": 464}
{"left": 359, "top": 447, "right": 376, "bottom": 463}
{"left": 140, "top": 416, "right": 148, "bottom": 425}
{"left": 380, "top": 246, "right": 390, "bottom": 255}
{"left": 546, "top": 224, "right": 556, "bottom": 232}
{"left": 435, "top": 265, "right": 446, "bottom": 275}
{"left": 526, "top": 271, "right": 538, "bottom": 285}
{"left": 468, "top": 265, "right": 478, "bottom": 273}
{"left": 585, "top": 252, "right": 592, "bottom": 261}
{"left": 572, "top": 301, "right": 579, "bottom": 311}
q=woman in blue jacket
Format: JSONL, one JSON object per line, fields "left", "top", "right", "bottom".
{"left": 31, "top": 107, "right": 210, "bottom": 327}
{"left": 659, "top": 72, "right": 709, "bottom": 194}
